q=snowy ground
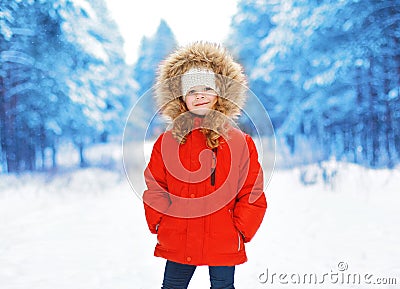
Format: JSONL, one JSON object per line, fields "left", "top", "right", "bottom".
{"left": 0, "top": 143, "right": 399, "bottom": 289}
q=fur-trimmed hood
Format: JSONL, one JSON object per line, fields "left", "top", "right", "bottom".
{"left": 155, "top": 42, "right": 248, "bottom": 120}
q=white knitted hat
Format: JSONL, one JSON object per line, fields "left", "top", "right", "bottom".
{"left": 181, "top": 67, "right": 217, "bottom": 97}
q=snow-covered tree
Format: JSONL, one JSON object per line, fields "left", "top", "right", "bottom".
{"left": 228, "top": 0, "right": 400, "bottom": 168}
{"left": 133, "top": 19, "right": 177, "bottom": 97}
{"left": 61, "top": 0, "right": 135, "bottom": 156}
{"left": 0, "top": 0, "right": 135, "bottom": 172}
{"left": 132, "top": 19, "right": 177, "bottom": 138}
{"left": 1, "top": 0, "right": 75, "bottom": 171}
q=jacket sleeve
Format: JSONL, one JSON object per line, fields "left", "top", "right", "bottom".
{"left": 233, "top": 134, "right": 267, "bottom": 243}
{"left": 143, "top": 134, "right": 171, "bottom": 234}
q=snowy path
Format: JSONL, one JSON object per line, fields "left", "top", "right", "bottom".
{"left": 0, "top": 165, "right": 399, "bottom": 289}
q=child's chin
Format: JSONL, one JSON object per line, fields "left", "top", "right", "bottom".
{"left": 190, "top": 108, "right": 210, "bottom": 116}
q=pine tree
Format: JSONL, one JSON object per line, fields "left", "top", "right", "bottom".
{"left": 132, "top": 19, "right": 177, "bottom": 138}
{"left": 228, "top": 0, "right": 400, "bottom": 168}
{"left": 0, "top": 0, "right": 135, "bottom": 172}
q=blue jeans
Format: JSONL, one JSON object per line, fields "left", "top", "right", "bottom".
{"left": 161, "top": 260, "right": 235, "bottom": 289}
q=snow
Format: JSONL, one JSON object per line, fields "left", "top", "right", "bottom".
{"left": 0, "top": 143, "right": 399, "bottom": 289}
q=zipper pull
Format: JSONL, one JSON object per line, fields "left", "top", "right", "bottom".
{"left": 210, "top": 148, "right": 217, "bottom": 186}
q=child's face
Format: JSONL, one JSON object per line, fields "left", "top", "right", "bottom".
{"left": 184, "top": 85, "right": 218, "bottom": 116}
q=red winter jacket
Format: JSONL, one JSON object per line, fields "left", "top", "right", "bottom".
{"left": 143, "top": 118, "right": 267, "bottom": 266}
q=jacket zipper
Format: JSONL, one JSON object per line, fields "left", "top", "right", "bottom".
{"left": 211, "top": 148, "right": 217, "bottom": 186}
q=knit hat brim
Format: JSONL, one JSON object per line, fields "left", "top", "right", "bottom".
{"left": 181, "top": 67, "right": 217, "bottom": 97}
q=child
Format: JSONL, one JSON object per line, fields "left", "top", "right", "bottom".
{"left": 143, "top": 42, "right": 267, "bottom": 289}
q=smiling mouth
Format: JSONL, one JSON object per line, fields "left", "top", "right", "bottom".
{"left": 194, "top": 102, "right": 209, "bottom": 106}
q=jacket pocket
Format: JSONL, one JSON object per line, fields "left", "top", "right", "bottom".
{"left": 156, "top": 216, "right": 184, "bottom": 252}
{"left": 237, "top": 231, "right": 242, "bottom": 251}
{"left": 209, "top": 207, "right": 243, "bottom": 254}
{"left": 229, "top": 209, "right": 243, "bottom": 252}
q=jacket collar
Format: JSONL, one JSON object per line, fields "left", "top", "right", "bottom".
{"left": 188, "top": 111, "right": 205, "bottom": 128}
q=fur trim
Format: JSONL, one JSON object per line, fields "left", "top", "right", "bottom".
{"left": 155, "top": 42, "right": 247, "bottom": 120}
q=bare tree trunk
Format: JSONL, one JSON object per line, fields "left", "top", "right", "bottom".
{"left": 78, "top": 142, "right": 87, "bottom": 168}
{"left": 368, "top": 56, "right": 379, "bottom": 167}
{"left": 51, "top": 144, "right": 57, "bottom": 170}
